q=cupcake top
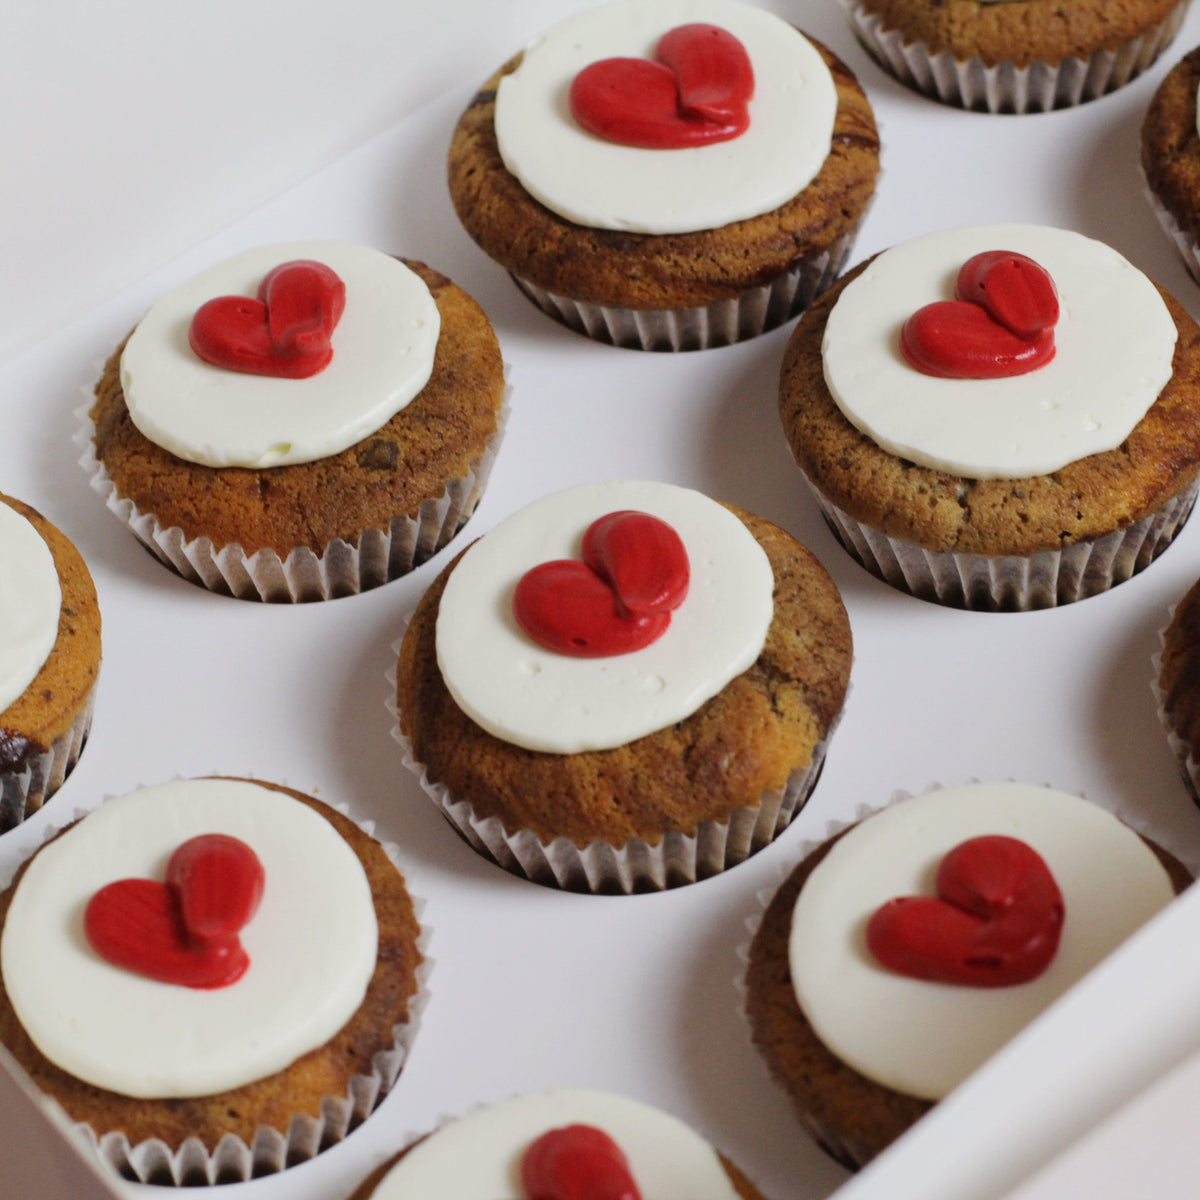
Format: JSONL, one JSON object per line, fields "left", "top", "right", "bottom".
{"left": 435, "top": 480, "right": 774, "bottom": 754}
{"left": 120, "top": 241, "right": 441, "bottom": 468}
{"left": 363, "top": 1090, "right": 745, "bottom": 1199}
{"left": 494, "top": 0, "right": 837, "bottom": 234}
{"left": 1, "top": 778, "right": 378, "bottom": 1098}
{"left": 789, "top": 783, "right": 1176, "bottom": 1101}
{"left": 0, "top": 500, "right": 61, "bottom": 714}
{"left": 822, "top": 224, "right": 1177, "bottom": 479}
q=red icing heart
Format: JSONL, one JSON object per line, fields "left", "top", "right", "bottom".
{"left": 521, "top": 1124, "right": 642, "bottom": 1200}
{"left": 866, "top": 835, "right": 1065, "bottom": 987}
{"left": 513, "top": 511, "right": 690, "bottom": 658}
{"left": 900, "top": 250, "right": 1058, "bottom": 379}
{"left": 84, "top": 834, "right": 266, "bottom": 989}
{"left": 569, "top": 23, "right": 754, "bottom": 149}
{"left": 188, "top": 259, "right": 346, "bottom": 379}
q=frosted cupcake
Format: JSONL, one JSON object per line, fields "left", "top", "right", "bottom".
{"left": 447, "top": 0, "right": 879, "bottom": 350}
{"left": 84, "top": 242, "right": 507, "bottom": 601}
{"left": 0, "top": 494, "right": 100, "bottom": 831}
{"left": 744, "top": 782, "right": 1189, "bottom": 1167}
{"left": 779, "top": 223, "right": 1200, "bottom": 609}
{"left": 0, "top": 778, "right": 426, "bottom": 1184}
{"left": 394, "top": 480, "right": 852, "bottom": 893}
{"left": 348, "top": 1090, "right": 768, "bottom": 1199}
{"left": 1157, "top": 575, "right": 1200, "bottom": 803}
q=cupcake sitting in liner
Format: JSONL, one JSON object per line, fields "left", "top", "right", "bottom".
{"left": 82, "top": 240, "right": 508, "bottom": 602}
{"left": 743, "top": 782, "right": 1191, "bottom": 1169}
{"left": 0, "top": 493, "right": 100, "bottom": 832}
{"left": 393, "top": 480, "right": 852, "bottom": 894}
{"left": 779, "top": 223, "right": 1200, "bottom": 610}
{"left": 348, "top": 1090, "right": 769, "bottom": 1199}
{"left": 0, "top": 777, "right": 427, "bottom": 1185}
{"left": 840, "top": 0, "right": 1187, "bottom": 113}
{"left": 447, "top": 0, "right": 879, "bottom": 351}
{"left": 1156, "top": 575, "right": 1200, "bottom": 802}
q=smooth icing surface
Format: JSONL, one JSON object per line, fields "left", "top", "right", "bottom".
{"left": 371, "top": 1090, "right": 742, "bottom": 1199}
{"left": 435, "top": 481, "right": 774, "bottom": 755}
{"left": 789, "top": 783, "right": 1176, "bottom": 1101}
{"left": 0, "top": 502, "right": 61, "bottom": 716}
{"left": 822, "top": 225, "right": 1177, "bottom": 478}
{"left": 1, "top": 779, "right": 378, "bottom": 1098}
{"left": 120, "top": 241, "right": 440, "bottom": 468}
{"left": 494, "top": 0, "right": 837, "bottom": 234}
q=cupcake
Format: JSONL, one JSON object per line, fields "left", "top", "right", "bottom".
{"left": 1157, "top": 575, "right": 1200, "bottom": 802}
{"left": 83, "top": 241, "right": 507, "bottom": 602}
{"left": 0, "top": 494, "right": 100, "bottom": 832}
{"left": 778, "top": 223, "right": 1200, "bottom": 610}
{"left": 348, "top": 1090, "right": 768, "bottom": 1199}
{"left": 393, "top": 480, "right": 852, "bottom": 893}
{"left": 841, "top": 0, "right": 1187, "bottom": 113}
{"left": 1142, "top": 46, "right": 1200, "bottom": 284}
{"left": 447, "top": 0, "right": 879, "bottom": 351}
{"left": 743, "top": 782, "right": 1190, "bottom": 1169}
{"left": 0, "top": 777, "right": 426, "bottom": 1185}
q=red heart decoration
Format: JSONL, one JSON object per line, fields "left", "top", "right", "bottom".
{"left": 569, "top": 23, "right": 754, "bottom": 149}
{"left": 866, "top": 835, "right": 1065, "bottom": 987}
{"left": 513, "top": 511, "right": 690, "bottom": 658}
{"left": 188, "top": 259, "right": 346, "bottom": 379}
{"left": 521, "top": 1124, "right": 642, "bottom": 1200}
{"left": 900, "top": 250, "right": 1058, "bottom": 379}
{"left": 84, "top": 834, "right": 266, "bottom": 989}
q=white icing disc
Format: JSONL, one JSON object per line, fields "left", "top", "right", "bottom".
{"left": 0, "top": 502, "right": 61, "bottom": 716}
{"left": 822, "top": 224, "right": 1178, "bottom": 478}
{"left": 1, "top": 779, "right": 379, "bottom": 1098}
{"left": 435, "top": 481, "right": 774, "bottom": 755}
{"left": 120, "top": 241, "right": 440, "bottom": 468}
{"left": 371, "top": 1089, "right": 742, "bottom": 1199}
{"left": 494, "top": 0, "right": 837, "bottom": 234}
{"left": 789, "top": 783, "right": 1176, "bottom": 1101}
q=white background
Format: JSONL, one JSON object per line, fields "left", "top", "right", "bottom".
{"left": 6, "top": 2, "right": 1200, "bottom": 1198}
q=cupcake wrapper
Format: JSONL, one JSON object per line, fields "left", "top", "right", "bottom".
{"left": 807, "top": 476, "right": 1199, "bottom": 611}
{"left": 74, "top": 388, "right": 510, "bottom": 602}
{"left": 509, "top": 228, "right": 859, "bottom": 352}
{"left": 15, "top": 793, "right": 432, "bottom": 1186}
{"left": 0, "top": 682, "right": 96, "bottom": 835}
{"left": 1144, "top": 173, "right": 1200, "bottom": 287}
{"left": 839, "top": 0, "right": 1186, "bottom": 113}
{"left": 1153, "top": 618, "right": 1200, "bottom": 806}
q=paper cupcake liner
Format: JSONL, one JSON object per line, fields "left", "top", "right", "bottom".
{"left": 74, "top": 388, "right": 510, "bottom": 602}
{"left": 1144, "top": 174, "right": 1200, "bottom": 287}
{"left": 509, "top": 228, "right": 858, "bottom": 352}
{"left": 0, "top": 682, "right": 96, "bottom": 835}
{"left": 1153, "top": 607, "right": 1200, "bottom": 806}
{"left": 5, "top": 787, "right": 432, "bottom": 1186}
{"left": 807, "top": 476, "right": 1199, "bottom": 611}
{"left": 839, "top": 0, "right": 1186, "bottom": 113}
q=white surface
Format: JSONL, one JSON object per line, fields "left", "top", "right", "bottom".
{"left": 3, "top": 2, "right": 1200, "bottom": 1199}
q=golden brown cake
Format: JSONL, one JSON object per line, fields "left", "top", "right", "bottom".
{"left": 841, "top": 0, "right": 1187, "bottom": 112}
{"left": 0, "top": 493, "right": 100, "bottom": 831}
{"left": 0, "top": 778, "right": 424, "bottom": 1185}
{"left": 395, "top": 482, "right": 852, "bottom": 893}
{"left": 447, "top": 2, "right": 879, "bottom": 350}
{"left": 87, "top": 251, "right": 506, "bottom": 601}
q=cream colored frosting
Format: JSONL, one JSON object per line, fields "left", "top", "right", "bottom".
{"left": 493, "top": 0, "right": 837, "bottom": 235}
{"left": 0, "top": 502, "right": 61, "bottom": 716}
{"left": 371, "top": 1090, "right": 742, "bottom": 1199}
{"left": 120, "top": 241, "right": 440, "bottom": 468}
{"left": 435, "top": 481, "right": 774, "bottom": 754}
{"left": 789, "top": 783, "right": 1176, "bottom": 1101}
{"left": 822, "top": 225, "right": 1177, "bottom": 478}
{"left": 1, "top": 779, "right": 378, "bottom": 1098}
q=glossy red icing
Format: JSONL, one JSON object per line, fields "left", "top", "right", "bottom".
{"left": 569, "top": 23, "right": 753, "bottom": 149}
{"left": 865, "top": 835, "right": 1065, "bottom": 987}
{"left": 901, "top": 251, "right": 1058, "bottom": 379}
{"left": 84, "top": 834, "right": 265, "bottom": 989}
{"left": 188, "top": 259, "right": 346, "bottom": 378}
{"left": 521, "top": 1124, "right": 642, "bottom": 1200}
{"left": 513, "top": 511, "right": 690, "bottom": 657}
